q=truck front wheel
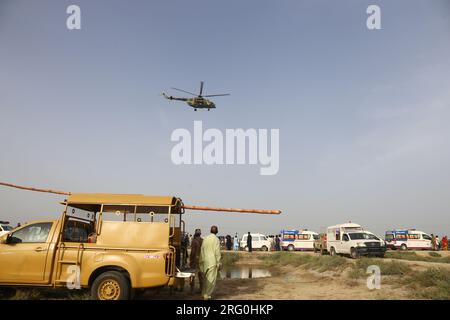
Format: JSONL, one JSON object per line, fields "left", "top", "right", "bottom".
{"left": 91, "top": 271, "right": 131, "bottom": 300}
{"left": 330, "top": 247, "right": 337, "bottom": 256}
{"left": 350, "top": 248, "right": 359, "bottom": 259}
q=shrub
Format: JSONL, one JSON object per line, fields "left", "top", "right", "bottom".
{"left": 406, "top": 268, "right": 450, "bottom": 300}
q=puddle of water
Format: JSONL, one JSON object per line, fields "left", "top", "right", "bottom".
{"left": 220, "top": 266, "right": 271, "bottom": 279}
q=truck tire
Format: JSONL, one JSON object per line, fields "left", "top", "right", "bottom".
{"left": 0, "top": 287, "right": 16, "bottom": 299}
{"left": 91, "top": 271, "right": 131, "bottom": 300}
{"left": 330, "top": 247, "right": 337, "bottom": 256}
{"left": 350, "top": 248, "right": 359, "bottom": 259}
{"left": 287, "top": 244, "right": 295, "bottom": 252}
{"left": 400, "top": 244, "right": 407, "bottom": 251}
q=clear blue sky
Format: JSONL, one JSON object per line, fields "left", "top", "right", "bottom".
{"left": 1, "top": 0, "right": 449, "bottom": 237}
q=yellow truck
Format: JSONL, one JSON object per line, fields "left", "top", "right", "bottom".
{"left": 0, "top": 193, "right": 186, "bottom": 300}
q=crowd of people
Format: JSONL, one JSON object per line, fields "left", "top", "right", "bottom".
{"left": 179, "top": 229, "right": 284, "bottom": 300}
{"left": 431, "top": 234, "right": 448, "bottom": 251}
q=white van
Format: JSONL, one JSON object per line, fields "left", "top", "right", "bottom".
{"left": 281, "top": 229, "right": 319, "bottom": 251}
{"left": 240, "top": 233, "right": 271, "bottom": 251}
{"left": 326, "top": 223, "right": 386, "bottom": 258}
{"left": 0, "top": 222, "right": 13, "bottom": 237}
{"left": 405, "top": 230, "right": 431, "bottom": 250}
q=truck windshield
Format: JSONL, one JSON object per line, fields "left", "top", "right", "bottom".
{"left": 349, "top": 233, "right": 379, "bottom": 240}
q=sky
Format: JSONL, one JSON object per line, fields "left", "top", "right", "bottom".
{"left": 0, "top": 0, "right": 449, "bottom": 237}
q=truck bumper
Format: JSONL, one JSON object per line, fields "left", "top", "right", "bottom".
{"left": 356, "top": 246, "right": 386, "bottom": 256}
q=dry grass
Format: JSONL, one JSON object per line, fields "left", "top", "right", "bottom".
{"left": 259, "top": 252, "right": 348, "bottom": 272}
{"left": 386, "top": 251, "right": 450, "bottom": 263}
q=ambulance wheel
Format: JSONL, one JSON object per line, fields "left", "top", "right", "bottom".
{"left": 400, "top": 244, "right": 407, "bottom": 251}
{"left": 330, "top": 247, "right": 337, "bottom": 256}
{"left": 287, "top": 244, "right": 295, "bottom": 252}
{"left": 261, "top": 245, "right": 268, "bottom": 251}
{"left": 350, "top": 248, "right": 359, "bottom": 259}
{"left": 194, "top": 109, "right": 197, "bottom": 111}
{"left": 91, "top": 271, "right": 131, "bottom": 300}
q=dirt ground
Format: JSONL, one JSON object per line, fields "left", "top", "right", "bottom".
{"left": 2, "top": 250, "right": 448, "bottom": 300}
{"left": 139, "top": 250, "right": 450, "bottom": 300}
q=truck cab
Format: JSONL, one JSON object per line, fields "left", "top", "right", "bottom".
{"left": 326, "top": 223, "right": 386, "bottom": 258}
{"left": 0, "top": 193, "right": 186, "bottom": 299}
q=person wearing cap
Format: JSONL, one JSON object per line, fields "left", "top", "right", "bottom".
{"left": 199, "top": 225, "right": 221, "bottom": 300}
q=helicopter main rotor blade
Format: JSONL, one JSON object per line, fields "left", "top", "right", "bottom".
{"left": 171, "top": 87, "right": 197, "bottom": 96}
{"left": 199, "top": 81, "right": 204, "bottom": 96}
{"left": 203, "top": 93, "right": 231, "bottom": 97}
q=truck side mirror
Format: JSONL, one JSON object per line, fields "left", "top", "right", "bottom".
{"left": 1, "top": 234, "right": 14, "bottom": 244}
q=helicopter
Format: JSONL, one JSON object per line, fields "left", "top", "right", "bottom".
{"left": 162, "top": 81, "right": 230, "bottom": 111}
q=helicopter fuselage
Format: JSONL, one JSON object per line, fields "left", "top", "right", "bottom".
{"left": 187, "top": 97, "right": 216, "bottom": 109}
{"left": 163, "top": 93, "right": 216, "bottom": 110}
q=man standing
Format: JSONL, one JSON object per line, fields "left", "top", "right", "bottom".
{"left": 275, "top": 235, "right": 281, "bottom": 251}
{"left": 190, "top": 229, "right": 204, "bottom": 293}
{"left": 431, "top": 234, "right": 437, "bottom": 251}
{"left": 225, "top": 235, "right": 232, "bottom": 250}
{"left": 247, "top": 232, "right": 252, "bottom": 252}
{"left": 233, "top": 233, "right": 239, "bottom": 251}
{"left": 200, "top": 225, "right": 221, "bottom": 300}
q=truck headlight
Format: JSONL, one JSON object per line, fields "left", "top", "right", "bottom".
{"left": 356, "top": 242, "right": 366, "bottom": 247}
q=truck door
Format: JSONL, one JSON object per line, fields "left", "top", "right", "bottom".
{"left": 341, "top": 234, "right": 352, "bottom": 254}
{"left": 0, "top": 222, "right": 54, "bottom": 283}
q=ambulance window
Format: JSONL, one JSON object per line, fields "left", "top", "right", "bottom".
{"left": 313, "top": 234, "right": 319, "bottom": 240}
{"left": 343, "top": 234, "right": 349, "bottom": 241}
{"left": 422, "top": 234, "right": 431, "bottom": 240}
{"left": 335, "top": 230, "right": 341, "bottom": 241}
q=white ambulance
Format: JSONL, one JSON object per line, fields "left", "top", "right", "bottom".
{"left": 280, "top": 229, "right": 319, "bottom": 251}
{"left": 326, "top": 223, "right": 386, "bottom": 258}
{"left": 385, "top": 229, "right": 432, "bottom": 250}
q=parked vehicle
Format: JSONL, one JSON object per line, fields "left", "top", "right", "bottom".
{"left": 0, "top": 221, "right": 13, "bottom": 237}
{"left": 281, "top": 229, "right": 319, "bottom": 251}
{"left": 0, "top": 193, "right": 189, "bottom": 300}
{"left": 239, "top": 233, "right": 271, "bottom": 251}
{"left": 326, "top": 223, "right": 386, "bottom": 258}
{"left": 385, "top": 229, "right": 432, "bottom": 250}
{"left": 313, "top": 233, "right": 327, "bottom": 254}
